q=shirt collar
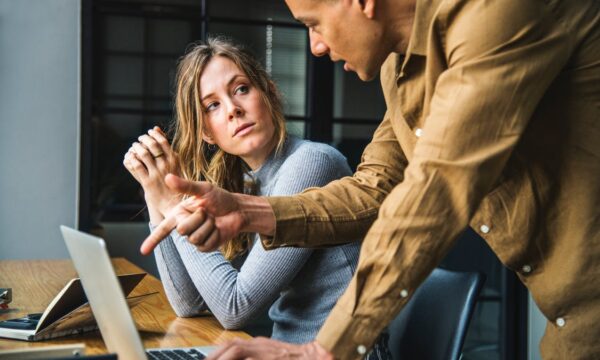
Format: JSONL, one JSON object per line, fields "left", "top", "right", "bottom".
{"left": 396, "top": 0, "right": 443, "bottom": 79}
{"left": 408, "top": 0, "right": 442, "bottom": 56}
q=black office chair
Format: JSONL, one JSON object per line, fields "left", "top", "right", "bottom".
{"left": 387, "top": 268, "right": 485, "bottom": 360}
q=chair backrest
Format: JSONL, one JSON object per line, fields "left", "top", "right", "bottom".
{"left": 387, "top": 268, "right": 485, "bottom": 360}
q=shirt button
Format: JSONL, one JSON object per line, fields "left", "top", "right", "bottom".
{"left": 556, "top": 317, "right": 566, "bottom": 327}
{"left": 415, "top": 128, "right": 423, "bottom": 138}
{"left": 480, "top": 224, "right": 490, "bottom": 234}
{"left": 522, "top": 265, "right": 532, "bottom": 274}
{"left": 400, "top": 289, "right": 408, "bottom": 298}
{"left": 357, "top": 345, "right": 367, "bottom": 355}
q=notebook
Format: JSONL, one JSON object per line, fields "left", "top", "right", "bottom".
{"left": 60, "top": 226, "right": 215, "bottom": 360}
{"left": 0, "top": 273, "right": 153, "bottom": 341}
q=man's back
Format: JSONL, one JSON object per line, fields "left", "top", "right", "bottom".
{"left": 377, "top": 0, "right": 600, "bottom": 357}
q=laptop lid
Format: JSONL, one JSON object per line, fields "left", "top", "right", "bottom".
{"left": 60, "top": 226, "right": 147, "bottom": 360}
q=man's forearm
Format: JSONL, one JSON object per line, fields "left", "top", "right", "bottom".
{"left": 236, "top": 193, "right": 276, "bottom": 236}
{"left": 261, "top": 117, "right": 407, "bottom": 250}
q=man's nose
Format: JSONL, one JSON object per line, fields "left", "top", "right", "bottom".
{"left": 309, "top": 29, "right": 329, "bottom": 57}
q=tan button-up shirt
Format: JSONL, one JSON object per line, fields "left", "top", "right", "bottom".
{"left": 265, "top": 0, "right": 600, "bottom": 358}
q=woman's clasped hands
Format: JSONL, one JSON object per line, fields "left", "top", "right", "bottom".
{"left": 123, "top": 126, "right": 183, "bottom": 225}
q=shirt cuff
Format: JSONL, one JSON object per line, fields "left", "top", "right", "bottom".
{"left": 261, "top": 196, "right": 307, "bottom": 249}
{"left": 316, "top": 304, "right": 385, "bottom": 360}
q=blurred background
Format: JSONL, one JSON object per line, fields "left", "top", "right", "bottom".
{"left": 0, "top": 1, "right": 545, "bottom": 359}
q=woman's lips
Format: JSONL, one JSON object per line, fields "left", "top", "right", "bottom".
{"left": 234, "top": 123, "right": 255, "bottom": 137}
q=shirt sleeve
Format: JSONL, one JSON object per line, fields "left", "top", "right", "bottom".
{"left": 277, "top": 1, "right": 571, "bottom": 358}
{"left": 263, "top": 115, "right": 408, "bottom": 249}
{"left": 155, "top": 144, "right": 353, "bottom": 329}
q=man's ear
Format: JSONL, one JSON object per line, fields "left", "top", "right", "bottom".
{"left": 358, "top": 0, "right": 376, "bottom": 19}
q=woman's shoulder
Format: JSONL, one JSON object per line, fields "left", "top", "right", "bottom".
{"left": 283, "top": 136, "right": 349, "bottom": 169}
{"left": 264, "top": 136, "right": 352, "bottom": 192}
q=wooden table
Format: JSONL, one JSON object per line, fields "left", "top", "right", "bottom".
{"left": 0, "top": 258, "right": 250, "bottom": 354}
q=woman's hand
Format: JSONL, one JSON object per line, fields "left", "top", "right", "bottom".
{"left": 123, "top": 126, "right": 182, "bottom": 224}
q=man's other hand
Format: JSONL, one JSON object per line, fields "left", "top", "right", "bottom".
{"left": 207, "top": 338, "right": 335, "bottom": 360}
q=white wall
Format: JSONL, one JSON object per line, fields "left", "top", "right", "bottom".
{"left": 0, "top": 0, "right": 80, "bottom": 259}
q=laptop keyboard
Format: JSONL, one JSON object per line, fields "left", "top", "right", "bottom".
{"left": 146, "top": 349, "right": 206, "bottom": 360}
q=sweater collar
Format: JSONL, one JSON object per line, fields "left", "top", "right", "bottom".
{"left": 247, "top": 136, "right": 295, "bottom": 189}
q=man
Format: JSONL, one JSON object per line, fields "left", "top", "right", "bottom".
{"left": 142, "top": 0, "right": 600, "bottom": 358}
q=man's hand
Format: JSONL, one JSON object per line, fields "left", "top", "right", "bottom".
{"left": 207, "top": 338, "right": 335, "bottom": 360}
{"left": 140, "top": 174, "right": 246, "bottom": 255}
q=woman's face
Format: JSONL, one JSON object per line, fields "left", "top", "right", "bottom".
{"left": 200, "top": 56, "right": 277, "bottom": 170}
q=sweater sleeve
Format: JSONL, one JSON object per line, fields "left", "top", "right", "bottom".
{"left": 153, "top": 230, "right": 208, "bottom": 317}
{"left": 156, "top": 143, "right": 353, "bottom": 329}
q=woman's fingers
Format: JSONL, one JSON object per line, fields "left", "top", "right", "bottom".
{"left": 141, "top": 126, "right": 171, "bottom": 157}
{"left": 148, "top": 127, "right": 181, "bottom": 176}
{"left": 124, "top": 149, "right": 148, "bottom": 179}
{"left": 138, "top": 133, "right": 166, "bottom": 160}
{"left": 148, "top": 127, "right": 172, "bottom": 155}
{"left": 136, "top": 127, "right": 181, "bottom": 177}
{"left": 131, "top": 142, "right": 158, "bottom": 170}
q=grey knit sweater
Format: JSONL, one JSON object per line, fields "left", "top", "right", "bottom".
{"left": 152, "top": 136, "right": 360, "bottom": 344}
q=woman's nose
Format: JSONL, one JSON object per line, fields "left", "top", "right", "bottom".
{"left": 228, "top": 103, "right": 244, "bottom": 120}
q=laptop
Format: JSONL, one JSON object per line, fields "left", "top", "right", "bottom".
{"left": 60, "top": 225, "right": 215, "bottom": 360}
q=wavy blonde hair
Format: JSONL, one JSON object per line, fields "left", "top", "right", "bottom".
{"left": 171, "top": 37, "right": 287, "bottom": 260}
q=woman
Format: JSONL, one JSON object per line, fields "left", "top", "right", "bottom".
{"left": 123, "top": 37, "right": 389, "bottom": 358}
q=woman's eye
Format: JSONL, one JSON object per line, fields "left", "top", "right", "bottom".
{"left": 235, "top": 85, "right": 249, "bottom": 95}
{"left": 205, "top": 102, "right": 219, "bottom": 112}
